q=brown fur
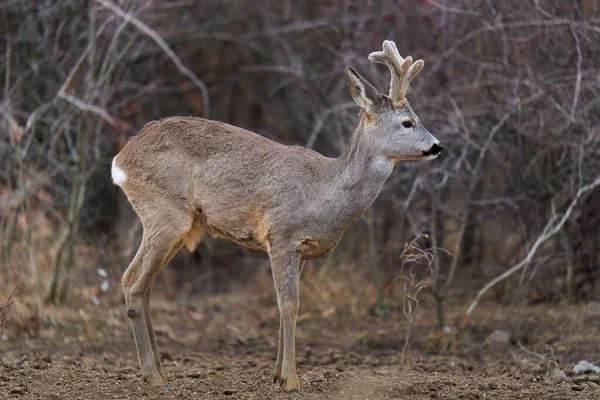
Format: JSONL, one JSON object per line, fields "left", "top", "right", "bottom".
{"left": 363, "top": 111, "right": 377, "bottom": 125}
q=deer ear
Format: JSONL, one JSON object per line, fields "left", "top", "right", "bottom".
{"left": 346, "top": 67, "right": 383, "bottom": 110}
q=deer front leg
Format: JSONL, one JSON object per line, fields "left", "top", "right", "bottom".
{"left": 270, "top": 247, "right": 301, "bottom": 393}
{"left": 274, "top": 314, "right": 284, "bottom": 384}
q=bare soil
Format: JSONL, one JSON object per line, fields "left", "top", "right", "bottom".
{"left": 1, "top": 293, "right": 599, "bottom": 399}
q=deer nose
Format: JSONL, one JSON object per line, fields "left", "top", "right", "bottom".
{"left": 423, "top": 142, "right": 443, "bottom": 156}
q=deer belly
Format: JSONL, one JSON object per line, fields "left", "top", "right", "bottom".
{"left": 204, "top": 224, "right": 268, "bottom": 251}
{"left": 299, "top": 237, "right": 338, "bottom": 260}
{"left": 202, "top": 211, "right": 269, "bottom": 252}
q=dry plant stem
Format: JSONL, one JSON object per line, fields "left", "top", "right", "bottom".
{"left": 396, "top": 234, "right": 433, "bottom": 367}
{"left": 465, "top": 176, "right": 600, "bottom": 317}
{"left": 0, "top": 288, "right": 18, "bottom": 340}
{"left": 400, "top": 269, "right": 425, "bottom": 368}
{"left": 94, "top": 0, "right": 210, "bottom": 118}
{"left": 0, "top": 287, "right": 18, "bottom": 368}
{"left": 429, "top": 200, "right": 445, "bottom": 329}
{"left": 517, "top": 341, "right": 545, "bottom": 360}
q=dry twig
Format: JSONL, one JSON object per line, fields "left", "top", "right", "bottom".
{"left": 0, "top": 287, "right": 19, "bottom": 368}
{"left": 395, "top": 234, "right": 449, "bottom": 367}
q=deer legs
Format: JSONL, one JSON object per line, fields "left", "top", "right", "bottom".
{"left": 121, "top": 204, "right": 304, "bottom": 392}
{"left": 144, "top": 241, "right": 184, "bottom": 382}
{"left": 270, "top": 248, "right": 301, "bottom": 392}
{"left": 122, "top": 218, "right": 187, "bottom": 386}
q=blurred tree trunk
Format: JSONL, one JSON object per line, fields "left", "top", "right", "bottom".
{"left": 365, "top": 208, "right": 382, "bottom": 309}
{"left": 559, "top": 228, "right": 577, "bottom": 303}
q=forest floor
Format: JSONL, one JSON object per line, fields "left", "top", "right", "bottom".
{"left": 1, "top": 287, "right": 599, "bottom": 399}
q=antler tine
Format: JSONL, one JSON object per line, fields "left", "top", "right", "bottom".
{"left": 368, "top": 40, "right": 424, "bottom": 103}
{"left": 368, "top": 40, "right": 403, "bottom": 101}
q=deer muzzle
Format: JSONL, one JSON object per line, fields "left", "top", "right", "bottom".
{"left": 422, "top": 142, "right": 443, "bottom": 158}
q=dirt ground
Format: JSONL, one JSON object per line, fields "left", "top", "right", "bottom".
{"left": 1, "top": 290, "right": 599, "bottom": 399}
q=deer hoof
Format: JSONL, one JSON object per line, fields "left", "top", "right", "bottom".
{"left": 143, "top": 373, "right": 167, "bottom": 387}
{"left": 278, "top": 375, "right": 301, "bottom": 392}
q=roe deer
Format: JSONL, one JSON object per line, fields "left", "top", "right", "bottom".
{"left": 112, "top": 40, "right": 442, "bottom": 392}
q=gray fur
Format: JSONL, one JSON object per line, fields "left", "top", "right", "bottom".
{"left": 113, "top": 40, "right": 441, "bottom": 392}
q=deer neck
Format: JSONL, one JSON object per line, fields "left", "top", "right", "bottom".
{"left": 329, "top": 121, "right": 394, "bottom": 220}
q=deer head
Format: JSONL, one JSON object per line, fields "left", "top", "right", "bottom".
{"left": 346, "top": 40, "right": 442, "bottom": 161}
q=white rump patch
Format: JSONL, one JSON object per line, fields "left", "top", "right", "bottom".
{"left": 111, "top": 158, "right": 127, "bottom": 186}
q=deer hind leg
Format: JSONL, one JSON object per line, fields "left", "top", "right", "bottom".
{"left": 122, "top": 206, "right": 193, "bottom": 386}
{"left": 144, "top": 240, "right": 184, "bottom": 382}
{"left": 270, "top": 246, "right": 301, "bottom": 392}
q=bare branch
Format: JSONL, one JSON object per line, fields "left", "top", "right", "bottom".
{"left": 58, "top": 93, "right": 117, "bottom": 126}
{"left": 569, "top": 25, "right": 583, "bottom": 121}
{"left": 94, "top": 0, "right": 210, "bottom": 118}
{"left": 55, "top": 13, "right": 134, "bottom": 133}
{"left": 465, "top": 176, "right": 600, "bottom": 318}
{"left": 306, "top": 102, "right": 356, "bottom": 149}
{"left": 425, "top": 0, "right": 480, "bottom": 16}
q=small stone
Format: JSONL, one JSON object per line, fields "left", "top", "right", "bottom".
{"left": 571, "top": 385, "right": 585, "bottom": 391}
{"left": 187, "top": 372, "right": 201, "bottom": 379}
{"left": 546, "top": 368, "right": 569, "bottom": 384}
{"left": 573, "top": 360, "right": 600, "bottom": 374}
{"left": 9, "top": 384, "right": 28, "bottom": 395}
{"left": 323, "top": 370, "right": 336, "bottom": 379}
{"left": 544, "top": 345, "right": 569, "bottom": 384}
{"left": 223, "top": 389, "right": 237, "bottom": 395}
{"left": 310, "top": 375, "right": 327, "bottom": 383}
{"left": 33, "top": 362, "right": 49, "bottom": 370}
{"left": 483, "top": 330, "right": 510, "bottom": 346}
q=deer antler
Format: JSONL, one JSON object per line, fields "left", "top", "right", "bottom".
{"left": 368, "top": 40, "right": 424, "bottom": 104}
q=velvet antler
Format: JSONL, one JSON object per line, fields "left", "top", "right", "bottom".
{"left": 368, "top": 40, "right": 424, "bottom": 104}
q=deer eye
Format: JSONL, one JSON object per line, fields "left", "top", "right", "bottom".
{"left": 402, "top": 120, "right": 414, "bottom": 128}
